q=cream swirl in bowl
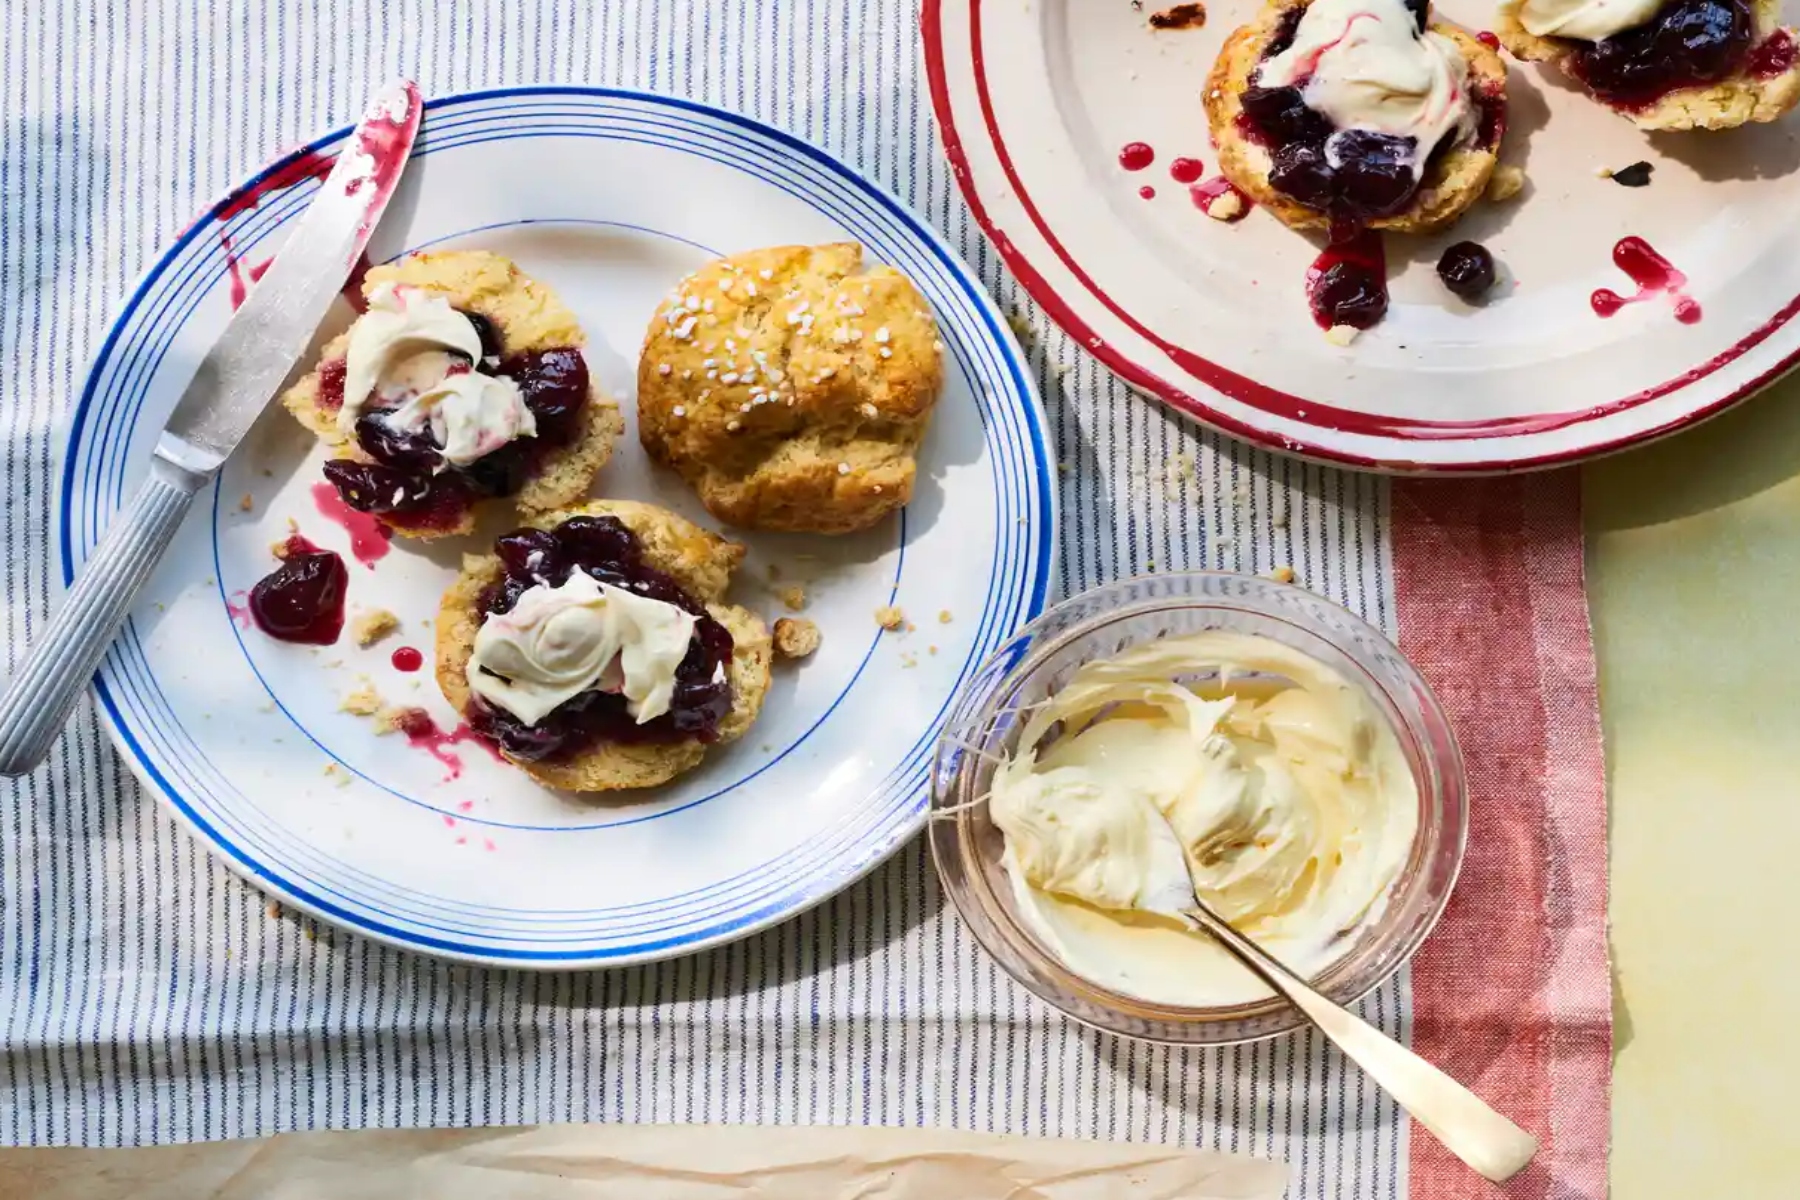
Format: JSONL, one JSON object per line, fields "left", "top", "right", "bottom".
{"left": 987, "top": 632, "right": 1418, "bottom": 1008}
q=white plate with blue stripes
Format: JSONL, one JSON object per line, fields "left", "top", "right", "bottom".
{"left": 63, "top": 87, "right": 1055, "bottom": 967}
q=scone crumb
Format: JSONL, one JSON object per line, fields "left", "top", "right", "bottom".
{"left": 773, "top": 617, "right": 822, "bottom": 660}
{"left": 322, "top": 763, "right": 352, "bottom": 787}
{"left": 238, "top": 492, "right": 255, "bottom": 513}
{"left": 1204, "top": 189, "right": 1246, "bottom": 222}
{"left": 766, "top": 562, "right": 782, "bottom": 581}
{"left": 900, "top": 651, "right": 919, "bottom": 669}
{"left": 875, "top": 605, "right": 907, "bottom": 631}
{"left": 339, "top": 679, "right": 385, "bottom": 717}
{"left": 775, "top": 584, "right": 808, "bottom": 611}
{"left": 1485, "top": 164, "right": 1525, "bottom": 202}
{"left": 351, "top": 608, "right": 400, "bottom": 647}
{"left": 938, "top": 608, "right": 953, "bottom": 624}
{"left": 1324, "top": 324, "right": 1360, "bottom": 347}
{"left": 1269, "top": 565, "right": 1298, "bottom": 584}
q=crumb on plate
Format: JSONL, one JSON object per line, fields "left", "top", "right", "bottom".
{"left": 775, "top": 583, "right": 808, "bottom": 611}
{"left": 1486, "top": 164, "right": 1525, "bottom": 202}
{"left": 238, "top": 492, "right": 254, "bottom": 513}
{"left": 875, "top": 604, "right": 906, "bottom": 631}
{"left": 339, "top": 679, "right": 384, "bottom": 717}
{"left": 351, "top": 608, "right": 400, "bottom": 647}
{"left": 1323, "top": 324, "right": 1360, "bottom": 347}
{"left": 773, "top": 617, "right": 821, "bottom": 660}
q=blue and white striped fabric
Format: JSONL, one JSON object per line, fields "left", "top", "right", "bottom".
{"left": 0, "top": 2, "right": 1400, "bottom": 1191}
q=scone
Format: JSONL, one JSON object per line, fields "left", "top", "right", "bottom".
{"left": 1496, "top": 0, "right": 1800, "bottom": 130}
{"left": 1205, "top": 0, "right": 1508, "bottom": 234}
{"left": 637, "top": 243, "right": 944, "bottom": 535}
{"left": 436, "top": 500, "right": 772, "bottom": 792}
{"left": 281, "top": 250, "right": 624, "bottom": 539}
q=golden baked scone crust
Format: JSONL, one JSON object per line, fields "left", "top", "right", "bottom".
{"left": 435, "top": 500, "right": 773, "bottom": 793}
{"left": 1496, "top": 0, "right": 1800, "bottom": 130}
{"left": 1204, "top": 0, "right": 1507, "bottom": 234}
{"left": 279, "top": 250, "right": 624, "bottom": 539}
{"left": 637, "top": 243, "right": 944, "bottom": 535}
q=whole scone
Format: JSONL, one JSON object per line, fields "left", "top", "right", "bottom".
{"left": 1496, "top": 0, "right": 1800, "bottom": 131}
{"left": 281, "top": 249, "right": 624, "bottom": 539}
{"left": 1205, "top": 0, "right": 1508, "bottom": 234}
{"left": 637, "top": 243, "right": 944, "bottom": 535}
{"left": 436, "top": 500, "right": 772, "bottom": 792}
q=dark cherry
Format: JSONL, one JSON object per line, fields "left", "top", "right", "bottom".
{"left": 248, "top": 549, "right": 348, "bottom": 644}
{"left": 1268, "top": 143, "right": 1337, "bottom": 209}
{"left": 1474, "top": 86, "right": 1507, "bottom": 150}
{"left": 1570, "top": 0, "right": 1753, "bottom": 109}
{"left": 1310, "top": 260, "right": 1389, "bottom": 329}
{"left": 1329, "top": 131, "right": 1419, "bottom": 218}
{"left": 1239, "top": 85, "right": 1333, "bottom": 148}
{"left": 461, "top": 310, "right": 504, "bottom": 361}
{"left": 467, "top": 515, "right": 736, "bottom": 761}
{"left": 503, "top": 347, "right": 589, "bottom": 441}
{"left": 1436, "top": 241, "right": 1497, "bottom": 301}
{"left": 355, "top": 411, "right": 442, "bottom": 472}
{"left": 322, "top": 458, "right": 434, "bottom": 513}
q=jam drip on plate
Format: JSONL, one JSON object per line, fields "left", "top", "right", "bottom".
{"left": 248, "top": 536, "right": 348, "bottom": 644}
{"left": 1237, "top": 6, "right": 1503, "bottom": 224}
{"left": 319, "top": 311, "right": 590, "bottom": 530}
{"left": 1568, "top": 0, "right": 1755, "bottom": 110}
{"left": 469, "top": 515, "right": 736, "bottom": 762}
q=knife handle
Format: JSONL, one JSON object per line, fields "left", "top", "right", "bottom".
{"left": 0, "top": 455, "right": 206, "bottom": 776}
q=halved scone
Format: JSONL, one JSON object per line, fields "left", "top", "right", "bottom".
{"left": 436, "top": 500, "right": 772, "bottom": 792}
{"left": 1497, "top": 0, "right": 1800, "bottom": 130}
{"left": 280, "top": 250, "right": 624, "bottom": 539}
{"left": 1204, "top": 0, "right": 1508, "bottom": 234}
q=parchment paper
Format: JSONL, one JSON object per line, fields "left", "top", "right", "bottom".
{"left": 0, "top": 1123, "right": 1289, "bottom": 1199}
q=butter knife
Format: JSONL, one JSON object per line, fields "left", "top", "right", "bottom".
{"left": 0, "top": 80, "right": 423, "bottom": 776}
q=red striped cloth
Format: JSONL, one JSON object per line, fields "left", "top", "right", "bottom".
{"left": 1393, "top": 472, "right": 1611, "bottom": 1199}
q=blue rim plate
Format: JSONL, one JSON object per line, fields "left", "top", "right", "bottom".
{"left": 63, "top": 86, "right": 1056, "bottom": 967}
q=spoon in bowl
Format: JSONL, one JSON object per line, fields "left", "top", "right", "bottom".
{"left": 1135, "top": 810, "right": 1539, "bottom": 1184}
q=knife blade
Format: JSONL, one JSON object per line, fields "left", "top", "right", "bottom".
{"left": 159, "top": 79, "right": 422, "bottom": 473}
{"left": 0, "top": 80, "right": 423, "bottom": 776}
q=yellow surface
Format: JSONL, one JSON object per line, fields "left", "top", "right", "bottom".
{"left": 1585, "top": 379, "right": 1800, "bottom": 1199}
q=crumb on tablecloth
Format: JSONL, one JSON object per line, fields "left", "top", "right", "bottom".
{"left": 351, "top": 608, "right": 400, "bottom": 647}
{"left": 875, "top": 604, "right": 906, "bottom": 631}
{"left": 1269, "top": 565, "right": 1297, "bottom": 584}
{"left": 773, "top": 617, "right": 821, "bottom": 660}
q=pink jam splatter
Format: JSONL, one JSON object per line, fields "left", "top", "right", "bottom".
{"left": 1590, "top": 236, "right": 1701, "bottom": 325}
{"left": 225, "top": 590, "right": 253, "bottom": 629}
{"left": 310, "top": 481, "right": 391, "bottom": 567}
{"left": 393, "top": 708, "right": 500, "bottom": 782}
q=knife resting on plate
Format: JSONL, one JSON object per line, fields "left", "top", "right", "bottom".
{"left": 0, "top": 80, "right": 422, "bottom": 777}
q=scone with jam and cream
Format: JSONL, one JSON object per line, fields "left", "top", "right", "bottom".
{"left": 1205, "top": 0, "right": 1508, "bottom": 234}
{"left": 637, "top": 243, "right": 944, "bottom": 535}
{"left": 281, "top": 250, "right": 624, "bottom": 539}
{"left": 436, "top": 500, "right": 772, "bottom": 792}
{"left": 1496, "top": 0, "right": 1800, "bottom": 129}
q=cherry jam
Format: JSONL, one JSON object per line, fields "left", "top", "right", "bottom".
{"left": 467, "top": 515, "right": 736, "bottom": 762}
{"left": 1568, "top": 0, "right": 1754, "bottom": 110}
{"left": 248, "top": 538, "right": 348, "bottom": 644}
{"left": 320, "top": 310, "right": 589, "bottom": 528}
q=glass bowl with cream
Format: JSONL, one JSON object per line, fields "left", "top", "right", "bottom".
{"left": 929, "top": 572, "right": 1466, "bottom": 1045}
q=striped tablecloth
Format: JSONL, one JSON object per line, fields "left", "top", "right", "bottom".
{"left": 0, "top": 3, "right": 1610, "bottom": 1196}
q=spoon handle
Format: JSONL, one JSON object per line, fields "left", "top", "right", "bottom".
{"left": 1182, "top": 905, "right": 1538, "bottom": 1184}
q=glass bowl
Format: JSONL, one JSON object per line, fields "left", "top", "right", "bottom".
{"left": 928, "top": 571, "right": 1467, "bottom": 1046}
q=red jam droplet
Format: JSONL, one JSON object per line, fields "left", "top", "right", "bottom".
{"left": 248, "top": 545, "right": 347, "bottom": 645}
{"left": 310, "top": 481, "right": 392, "bottom": 567}
{"left": 1476, "top": 30, "right": 1501, "bottom": 48}
{"left": 1170, "top": 156, "right": 1205, "bottom": 184}
{"left": 392, "top": 708, "right": 500, "bottom": 781}
{"left": 1119, "top": 142, "right": 1156, "bottom": 171}
{"left": 1139, "top": 184, "right": 1157, "bottom": 200}
{"left": 1590, "top": 236, "right": 1701, "bottom": 324}
{"left": 391, "top": 646, "right": 424, "bottom": 672}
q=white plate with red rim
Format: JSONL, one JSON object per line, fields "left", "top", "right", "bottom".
{"left": 66, "top": 86, "right": 1054, "bottom": 967}
{"left": 924, "top": 0, "right": 1800, "bottom": 470}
